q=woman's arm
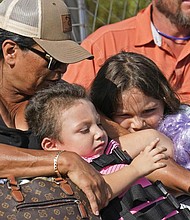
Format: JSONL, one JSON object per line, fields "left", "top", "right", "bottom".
{"left": 0, "top": 144, "right": 112, "bottom": 215}
{"left": 100, "top": 114, "right": 129, "bottom": 139}
{"left": 146, "top": 157, "right": 190, "bottom": 196}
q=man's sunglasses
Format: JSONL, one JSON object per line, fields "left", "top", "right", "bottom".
{"left": 25, "top": 47, "right": 62, "bottom": 70}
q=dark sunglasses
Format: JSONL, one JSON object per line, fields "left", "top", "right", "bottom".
{"left": 25, "top": 47, "right": 62, "bottom": 70}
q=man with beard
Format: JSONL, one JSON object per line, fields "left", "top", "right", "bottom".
{"left": 63, "top": 0, "right": 190, "bottom": 104}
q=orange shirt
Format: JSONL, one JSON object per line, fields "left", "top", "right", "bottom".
{"left": 63, "top": 4, "right": 190, "bottom": 104}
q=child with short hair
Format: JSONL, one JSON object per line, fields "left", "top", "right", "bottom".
{"left": 25, "top": 81, "right": 167, "bottom": 200}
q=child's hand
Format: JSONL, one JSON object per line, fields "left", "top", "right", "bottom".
{"left": 130, "top": 138, "right": 167, "bottom": 177}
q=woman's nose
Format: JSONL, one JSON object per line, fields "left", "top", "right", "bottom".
{"left": 60, "top": 63, "right": 68, "bottom": 74}
{"left": 130, "top": 117, "right": 146, "bottom": 132}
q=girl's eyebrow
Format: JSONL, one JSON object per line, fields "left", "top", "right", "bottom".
{"left": 143, "top": 102, "right": 160, "bottom": 108}
{"left": 113, "top": 112, "right": 130, "bottom": 116}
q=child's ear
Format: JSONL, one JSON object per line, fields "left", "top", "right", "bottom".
{"left": 41, "top": 138, "right": 58, "bottom": 151}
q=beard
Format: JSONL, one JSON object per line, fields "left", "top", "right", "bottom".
{"left": 155, "top": 0, "right": 190, "bottom": 29}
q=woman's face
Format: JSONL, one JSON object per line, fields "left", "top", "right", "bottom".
{"left": 9, "top": 44, "right": 68, "bottom": 96}
{"left": 112, "top": 88, "right": 165, "bottom": 133}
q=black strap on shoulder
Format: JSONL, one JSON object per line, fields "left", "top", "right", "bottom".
{"left": 101, "top": 196, "right": 137, "bottom": 220}
{"left": 121, "top": 181, "right": 175, "bottom": 210}
{"left": 91, "top": 147, "right": 190, "bottom": 220}
{"left": 90, "top": 147, "right": 132, "bottom": 171}
{"left": 134, "top": 199, "right": 178, "bottom": 220}
{"left": 170, "top": 209, "right": 190, "bottom": 220}
{"left": 113, "top": 181, "right": 190, "bottom": 220}
{"left": 135, "top": 202, "right": 190, "bottom": 220}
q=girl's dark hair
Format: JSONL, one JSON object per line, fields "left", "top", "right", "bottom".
{"left": 0, "top": 28, "right": 36, "bottom": 58}
{"left": 90, "top": 51, "right": 180, "bottom": 118}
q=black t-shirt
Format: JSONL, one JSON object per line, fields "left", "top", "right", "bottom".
{"left": 0, "top": 116, "right": 41, "bottom": 149}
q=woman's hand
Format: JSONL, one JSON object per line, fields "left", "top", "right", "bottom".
{"left": 0, "top": 145, "right": 111, "bottom": 215}
{"left": 59, "top": 151, "right": 112, "bottom": 215}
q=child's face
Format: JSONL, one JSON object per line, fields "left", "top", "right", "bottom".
{"left": 112, "top": 88, "right": 164, "bottom": 133}
{"left": 57, "top": 99, "right": 108, "bottom": 158}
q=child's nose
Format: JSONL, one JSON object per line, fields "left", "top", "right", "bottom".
{"left": 94, "top": 126, "right": 104, "bottom": 140}
{"left": 130, "top": 116, "right": 146, "bottom": 132}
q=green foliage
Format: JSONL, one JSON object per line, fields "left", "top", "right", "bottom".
{"left": 85, "top": 0, "right": 151, "bottom": 33}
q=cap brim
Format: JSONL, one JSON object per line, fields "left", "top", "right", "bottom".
{"left": 33, "top": 38, "right": 94, "bottom": 64}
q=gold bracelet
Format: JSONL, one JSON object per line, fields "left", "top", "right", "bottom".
{"left": 54, "top": 151, "right": 64, "bottom": 178}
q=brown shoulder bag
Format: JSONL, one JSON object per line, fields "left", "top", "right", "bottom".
{"left": 0, "top": 175, "right": 101, "bottom": 220}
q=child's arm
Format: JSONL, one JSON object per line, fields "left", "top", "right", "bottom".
{"left": 103, "top": 138, "right": 167, "bottom": 199}
{"left": 118, "top": 129, "right": 174, "bottom": 158}
{"left": 100, "top": 115, "right": 173, "bottom": 158}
